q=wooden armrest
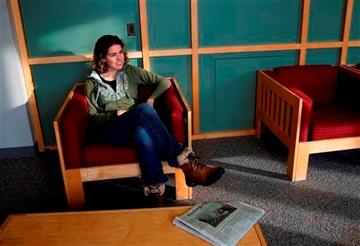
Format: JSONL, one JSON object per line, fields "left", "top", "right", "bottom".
{"left": 256, "top": 70, "right": 302, "bottom": 147}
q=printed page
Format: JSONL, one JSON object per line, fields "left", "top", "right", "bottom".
{"left": 173, "top": 201, "right": 265, "bottom": 246}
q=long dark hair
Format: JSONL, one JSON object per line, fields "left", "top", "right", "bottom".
{"left": 92, "top": 35, "right": 128, "bottom": 73}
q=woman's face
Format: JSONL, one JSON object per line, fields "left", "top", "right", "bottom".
{"left": 104, "top": 44, "right": 125, "bottom": 72}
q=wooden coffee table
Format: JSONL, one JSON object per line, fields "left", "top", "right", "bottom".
{"left": 0, "top": 206, "right": 266, "bottom": 245}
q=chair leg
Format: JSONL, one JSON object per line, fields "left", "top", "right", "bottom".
{"left": 255, "top": 118, "right": 262, "bottom": 139}
{"left": 287, "top": 144, "right": 309, "bottom": 181}
{"left": 64, "top": 169, "right": 85, "bottom": 208}
{"left": 174, "top": 168, "right": 192, "bottom": 200}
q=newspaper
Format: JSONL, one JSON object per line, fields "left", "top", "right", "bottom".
{"left": 173, "top": 201, "right": 265, "bottom": 246}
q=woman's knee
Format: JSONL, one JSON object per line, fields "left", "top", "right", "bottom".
{"left": 135, "top": 103, "right": 157, "bottom": 116}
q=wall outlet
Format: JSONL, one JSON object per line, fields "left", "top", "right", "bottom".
{"left": 127, "top": 23, "right": 136, "bottom": 36}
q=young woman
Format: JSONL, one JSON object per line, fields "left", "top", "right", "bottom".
{"left": 85, "top": 35, "right": 224, "bottom": 202}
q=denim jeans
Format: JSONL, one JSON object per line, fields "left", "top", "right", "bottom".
{"left": 101, "top": 103, "right": 182, "bottom": 185}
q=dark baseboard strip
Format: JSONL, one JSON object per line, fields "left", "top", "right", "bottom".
{"left": 0, "top": 146, "right": 36, "bottom": 159}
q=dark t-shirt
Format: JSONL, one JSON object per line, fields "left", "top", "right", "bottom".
{"left": 100, "top": 76, "right": 116, "bottom": 92}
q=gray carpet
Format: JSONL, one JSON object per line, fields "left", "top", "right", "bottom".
{"left": 1, "top": 136, "right": 359, "bottom": 245}
{"left": 191, "top": 136, "right": 360, "bottom": 246}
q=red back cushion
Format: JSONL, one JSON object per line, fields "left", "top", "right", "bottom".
{"left": 336, "top": 67, "right": 360, "bottom": 111}
{"left": 272, "top": 65, "right": 338, "bottom": 105}
{"left": 160, "top": 80, "right": 186, "bottom": 143}
{"left": 61, "top": 85, "right": 89, "bottom": 169}
{"left": 137, "top": 84, "right": 157, "bottom": 102}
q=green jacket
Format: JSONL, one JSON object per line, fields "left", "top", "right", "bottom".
{"left": 85, "top": 63, "right": 170, "bottom": 127}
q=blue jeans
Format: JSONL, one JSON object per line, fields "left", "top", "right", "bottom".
{"left": 101, "top": 103, "right": 182, "bottom": 185}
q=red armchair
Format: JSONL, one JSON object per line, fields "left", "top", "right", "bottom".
{"left": 54, "top": 78, "right": 192, "bottom": 208}
{"left": 256, "top": 65, "right": 360, "bottom": 181}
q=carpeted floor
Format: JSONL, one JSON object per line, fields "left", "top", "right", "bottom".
{"left": 1, "top": 136, "right": 359, "bottom": 245}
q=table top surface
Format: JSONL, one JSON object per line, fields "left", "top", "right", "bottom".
{"left": 0, "top": 206, "right": 266, "bottom": 246}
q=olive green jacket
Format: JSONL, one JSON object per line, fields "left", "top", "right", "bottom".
{"left": 85, "top": 63, "right": 170, "bottom": 127}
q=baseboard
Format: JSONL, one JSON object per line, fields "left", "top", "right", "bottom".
{"left": 192, "top": 129, "right": 255, "bottom": 140}
{"left": 0, "top": 145, "right": 36, "bottom": 159}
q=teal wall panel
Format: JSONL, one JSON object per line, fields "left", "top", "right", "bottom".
{"left": 350, "top": 0, "right": 360, "bottom": 40}
{"left": 198, "top": 0, "right": 301, "bottom": 46}
{"left": 20, "top": 0, "right": 140, "bottom": 57}
{"left": 347, "top": 47, "right": 360, "bottom": 64}
{"left": 32, "top": 62, "right": 91, "bottom": 145}
{"left": 308, "top": 0, "right": 345, "bottom": 41}
{"left": 306, "top": 48, "right": 340, "bottom": 65}
{"left": 150, "top": 56, "right": 192, "bottom": 107}
{"left": 199, "top": 51, "right": 298, "bottom": 132}
{"left": 147, "top": 0, "right": 190, "bottom": 49}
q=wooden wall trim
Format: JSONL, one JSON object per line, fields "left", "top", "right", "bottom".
{"left": 26, "top": 41, "right": 359, "bottom": 66}
{"left": 199, "top": 43, "right": 300, "bottom": 54}
{"left": 138, "top": 0, "right": 150, "bottom": 70}
{"left": 192, "top": 130, "right": 255, "bottom": 140}
{"left": 26, "top": 41, "right": 356, "bottom": 66}
{"left": 304, "top": 41, "right": 343, "bottom": 49}
{"left": 29, "top": 55, "right": 92, "bottom": 65}
{"left": 149, "top": 49, "right": 192, "bottom": 57}
{"left": 349, "top": 40, "right": 360, "bottom": 46}
{"left": 340, "top": 0, "right": 354, "bottom": 64}
{"left": 28, "top": 52, "right": 143, "bottom": 65}
{"left": 9, "top": 0, "right": 45, "bottom": 151}
{"left": 191, "top": 0, "right": 200, "bottom": 135}
{"left": 299, "top": 0, "right": 310, "bottom": 65}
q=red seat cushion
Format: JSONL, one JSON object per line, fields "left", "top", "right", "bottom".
{"left": 311, "top": 105, "right": 360, "bottom": 141}
{"left": 82, "top": 144, "right": 138, "bottom": 167}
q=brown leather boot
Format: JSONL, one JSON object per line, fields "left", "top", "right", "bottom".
{"left": 178, "top": 149, "right": 225, "bottom": 187}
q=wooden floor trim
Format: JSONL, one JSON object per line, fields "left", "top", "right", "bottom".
{"left": 192, "top": 129, "right": 255, "bottom": 140}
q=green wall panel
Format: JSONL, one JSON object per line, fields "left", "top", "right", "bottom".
{"left": 32, "top": 62, "right": 91, "bottom": 146}
{"left": 150, "top": 56, "right": 192, "bottom": 107}
{"left": 308, "top": 0, "right": 345, "bottom": 41}
{"left": 20, "top": 0, "right": 140, "bottom": 57}
{"left": 33, "top": 59, "right": 142, "bottom": 145}
{"left": 198, "top": 0, "right": 301, "bottom": 46}
{"left": 199, "top": 51, "right": 298, "bottom": 132}
{"left": 347, "top": 47, "right": 360, "bottom": 64}
{"left": 306, "top": 48, "right": 340, "bottom": 65}
{"left": 147, "top": 0, "right": 190, "bottom": 49}
{"left": 350, "top": 0, "right": 360, "bottom": 40}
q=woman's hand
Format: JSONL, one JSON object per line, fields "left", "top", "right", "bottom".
{"left": 146, "top": 98, "right": 154, "bottom": 107}
{"left": 117, "top": 109, "right": 128, "bottom": 116}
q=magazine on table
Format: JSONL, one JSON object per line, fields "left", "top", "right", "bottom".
{"left": 173, "top": 200, "right": 265, "bottom": 246}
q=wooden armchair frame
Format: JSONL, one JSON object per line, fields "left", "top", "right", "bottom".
{"left": 256, "top": 67, "right": 360, "bottom": 181}
{"left": 54, "top": 78, "right": 192, "bottom": 208}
